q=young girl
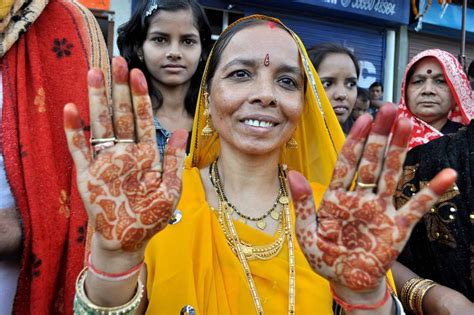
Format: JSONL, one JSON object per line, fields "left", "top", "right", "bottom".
{"left": 117, "top": 0, "right": 211, "bottom": 158}
{"left": 308, "top": 43, "right": 360, "bottom": 134}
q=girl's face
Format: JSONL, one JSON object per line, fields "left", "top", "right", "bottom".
{"left": 208, "top": 23, "right": 304, "bottom": 156}
{"left": 317, "top": 53, "right": 358, "bottom": 124}
{"left": 141, "top": 9, "right": 202, "bottom": 89}
{"left": 406, "top": 57, "right": 455, "bottom": 126}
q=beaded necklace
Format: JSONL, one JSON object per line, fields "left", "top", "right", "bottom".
{"left": 209, "top": 160, "right": 296, "bottom": 314}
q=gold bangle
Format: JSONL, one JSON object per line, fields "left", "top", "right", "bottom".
{"left": 415, "top": 280, "right": 437, "bottom": 315}
{"left": 73, "top": 267, "right": 144, "bottom": 315}
{"left": 400, "top": 277, "right": 421, "bottom": 313}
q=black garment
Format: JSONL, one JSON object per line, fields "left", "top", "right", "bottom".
{"left": 394, "top": 120, "right": 474, "bottom": 301}
{"left": 440, "top": 119, "right": 463, "bottom": 134}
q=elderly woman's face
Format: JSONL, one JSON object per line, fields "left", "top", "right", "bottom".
{"left": 208, "top": 23, "right": 304, "bottom": 156}
{"left": 406, "top": 58, "right": 455, "bottom": 125}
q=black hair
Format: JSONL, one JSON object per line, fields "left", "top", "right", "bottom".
{"left": 467, "top": 60, "right": 474, "bottom": 78}
{"left": 307, "top": 43, "right": 360, "bottom": 78}
{"left": 117, "top": 0, "right": 212, "bottom": 116}
{"left": 356, "top": 87, "right": 369, "bottom": 102}
{"left": 205, "top": 18, "right": 288, "bottom": 89}
{"left": 369, "top": 81, "right": 383, "bottom": 91}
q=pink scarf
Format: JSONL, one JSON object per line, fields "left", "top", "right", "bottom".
{"left": 397, "top": 49, "right": 474, "bottom": 150}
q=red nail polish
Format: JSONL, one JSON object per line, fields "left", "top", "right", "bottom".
{"left": 391, "top": 118, "right": 412, "bottom": 147}
{"left": 64, "top": 103, "right": 83, "bottom": 129}
{"left": 88, "top": 69, "right": 104, "bottom": 88}
{"left": 130, "top": 69, "right": 148, "bottom": 95}
{"left": 288, "top": 171, "right": 312, "bottom": 201}
{"left": 112, "top": 57, "right": 129, "bottom": 83}
{"left": 371, "top": 104, "right": 397, "bottom": 135}
{"left": 349, "top": 114, "right": 372, "bottom": 140}
{"left": 430, "top": 169, "right": 457, "bottom": 195}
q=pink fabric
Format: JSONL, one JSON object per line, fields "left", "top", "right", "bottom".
{"left": 397, "top": 49, "right": 474, "bottom": 150}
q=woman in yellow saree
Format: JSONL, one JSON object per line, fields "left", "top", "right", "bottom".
{"left": 65, "top": 15, "right": 456, "bottom": 314}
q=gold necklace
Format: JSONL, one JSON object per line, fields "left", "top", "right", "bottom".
{"left": 210, "top": 160, "right": 295, "bottom": 314}
{"left": 210, "top": 160, "right": 285, "bottom": 230}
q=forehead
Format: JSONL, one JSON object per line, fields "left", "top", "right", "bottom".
{"left": 148, "top": 9, "right": 198, "bottom": 34}
{"left": 219, "top": 24, "right": 300, "bottom": 68}
{"left": 318, "top": 53, "right": 357, "bottom": 76}
{"left": 412, "top": 57, "right": 443, "bottom": 74}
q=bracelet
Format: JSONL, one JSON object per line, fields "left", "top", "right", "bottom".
{"left": 87, "top": 253, "right": 144, "bottom": 281}
{"left": 330, "top": 283, "right": 391, "bottom": 313}
{"left": 74, "top": 267, "right": 144, "bottom": 315}
{"left": 400, "top": 277, "right": 437, "bottom": 315}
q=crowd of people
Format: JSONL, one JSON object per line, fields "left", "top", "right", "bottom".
{"left": 1, "top": 0, "right": 474, "bottom": 314}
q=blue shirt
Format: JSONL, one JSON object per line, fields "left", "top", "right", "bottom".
{"left": 153, "top": 116, "right": 171, "bottom": 162}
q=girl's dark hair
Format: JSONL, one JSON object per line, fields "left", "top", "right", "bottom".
{"left": 307, "top": 43, "right": 360, "bottom": 78}
{"left": 356, "top": 87, "right": 369, "bottom": 102}
{"left": 117, "top": 0, "right": 212, "bottom": 116}
{"left": 205, "top": 18, "right": 287, "bottom": 89}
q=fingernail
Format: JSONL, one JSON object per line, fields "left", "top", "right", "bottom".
{"left": 88, "top": 69, "right": 104, "bottom": 88}
{"left": 130, "top": 69, "right": 148, "bottom": 95}
{"left": 430, "top": 168, "right": 457, "bottom": 195}
{"left": 349, "top": 114, "right": 372, "bottom": 140}
{"left": 390, "top": 118, "right": 412, "bottom": 147}
{"left": 371, "top": 104, "right": 397, "bottom": 135}
{"left": 112, "top": 57, "right": 129, "bottom": 83}
{"left": 168, "top": 129, "right": 188, "bottom": 150}
{"left": 64, "top": 103, "right": 83, "bottom": 129}
{"left": 288, "top": 171, "right": 311, "bottom": 201}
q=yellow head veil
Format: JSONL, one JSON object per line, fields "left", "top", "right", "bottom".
{"left": 185, "top": 15, "right": 345, "bottom": 186}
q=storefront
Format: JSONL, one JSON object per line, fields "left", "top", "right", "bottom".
{"left": 407, "top": 2, "right": 474, "bottom": 66}
{"left": 199, "top": 0, "right": 410, "bottom": 102}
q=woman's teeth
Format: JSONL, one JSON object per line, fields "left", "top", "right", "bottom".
{"left": 244, "top": 119, "right": 274, "bottom": 128}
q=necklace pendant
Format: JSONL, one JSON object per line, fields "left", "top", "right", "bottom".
{"left": 279, "top": 196, "right": 289, "bottom": 205}
{"left": 270, "top": 210, "right": 280, "bottom": 220}
{"left": 238, "top": 217, "right": 247, "bottom": 224}
{"left": 256, "top": 220, "right": 266, "bottom": 230}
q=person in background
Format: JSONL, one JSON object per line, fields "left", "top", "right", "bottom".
{"left": 392, "top": 49, "right": 474, "bottom": 314}
{"left": 117, "top": 0, "right": 211, "bottom": 159}
{"left": 308, "top": 43, "right": 359, "bottom": 134}
{"left": 368, "top": 81, "right": 384, "bottom": 117}
{"left": 65, "top": 15, "right": 456, "bottom": 315}
{"left": 396, "top": 49, "right": 473, "bottom": 150}
{"left": 352, "top": 87, "right": 370, "bottom": 121}
{"left": 0, "top": 0, "right": 109, "bottom": 313}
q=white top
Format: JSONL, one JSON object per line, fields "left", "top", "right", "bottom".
{"left": 0, "top": 70, "right": 21, "bottom": 315}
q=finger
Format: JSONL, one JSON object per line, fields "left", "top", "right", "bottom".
{"left": 111, "top": 57, "right": 135, "bottom": 141}
{"left": 88, "top": 69, "right": 114, "bottom": 140}
{"left": 356, "top": 104, "right": 397, "bottom": 191}
{"left": 64, "top": 103, "right": 92, "bottom": 176}
{"left": 378, "top": 118, "right": 412, "bottom": 199}
{"left": 161, "top": 129, "right": 189, "bottom": 209}
{"left": 329, "top": 114, "right": 372, "bottom": 190}
{"left": 288, "top": 171, "right": 321, "bottom": 268}
{"left": 130, "top": 69, "right": 157, "bottom": 146}
{"left": 394, "top": 168, "right": 457, "bottom": 245}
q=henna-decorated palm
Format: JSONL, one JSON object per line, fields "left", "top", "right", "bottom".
{"left": 63, "top": 57, "right": 187, "bottom": 253}
{"left": 288, "top": 105, "right": 456, "bottom": 292}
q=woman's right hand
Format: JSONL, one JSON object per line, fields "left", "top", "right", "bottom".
{"left": 64, "top": 57, "right": 187, "bottom": 255}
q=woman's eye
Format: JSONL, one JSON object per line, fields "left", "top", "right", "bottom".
{"left": 230, "top": 70, "right": 250, "bottom": 79}
{"left": 436, "top": 79, "right": 446, "bottom": 84}
{"left": 321, "top": 80, "right": 332, "bottom": 88}
{"left": 411, "top": 79, "right": 423, "bottom": 85}
{"left": 152, "top": 37, "right": 166, "bottom": 43}
{"left": 346, "top": 80, "right": 357, "bottom": 88}
{"left": 183, "top": 39, "right": 197, "bottom": 46}
{"left": 279, "top": 77, "right": 297, "bottom": 88}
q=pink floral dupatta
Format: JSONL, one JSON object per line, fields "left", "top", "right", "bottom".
{"left": 397, "top": 49, "right": 474, "bottom": 150}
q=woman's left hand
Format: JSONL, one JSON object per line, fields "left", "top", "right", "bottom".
{"left": 288, "top": 105, "right": 457, "bottom": 293}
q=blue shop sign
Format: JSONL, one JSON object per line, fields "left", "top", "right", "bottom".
{"left": 230, "top": 0, "right": 410, "bottom": 25}
{"left": 418, "top": 2, "right": 474, "bottom": 33}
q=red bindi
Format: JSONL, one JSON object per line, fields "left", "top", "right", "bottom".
{"left": 264, "top": 54, "right": 270, "bottom": 67}
{"left": 427, "top": 69, "right": 432, "bottom": 74}
{"left": 267, "top": 21, "right": 277, "bottom": 29}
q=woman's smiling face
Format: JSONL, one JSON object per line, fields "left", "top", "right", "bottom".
{"left": 208, "top": 23, "right": 304, "bottom": 156}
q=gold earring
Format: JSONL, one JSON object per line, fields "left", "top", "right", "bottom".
{"left": 286, "top": 137, "right": 298, "bottom": 149}
{"left": 201, "top": 91, "right": 213, "bottom": 136}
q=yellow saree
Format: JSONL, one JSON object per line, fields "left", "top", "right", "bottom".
{"left": 145, "top": 15, "right": 393, "bottom": 314}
